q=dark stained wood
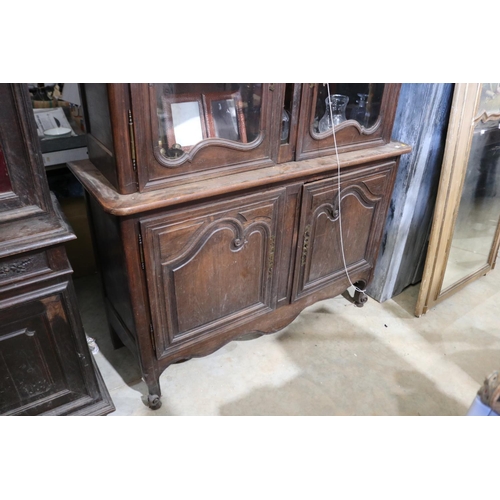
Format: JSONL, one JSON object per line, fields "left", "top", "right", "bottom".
{"left": 68, "top": 141, "right": 411, "bottom": 216}
{"left": 81, "top": 84, "right": 285, "bottom": 194}
{"left": 0, "top": 84, "right": 53, "bottom": 215}
{"left": 134, "top": 83, "right": 282, "bottom": 192}
{"left": 72, "top": 82, "right": 410, "bottom": 409}
{"left": 141, "top": 187, "right": 286, "bottom": 358}
{"left": 0, "top": 279, "right": 103, "bottom": 416}
{"left": 293, "top": 161, "right": 397, "bottom": 301}
{"left": 0, "top": 84, "right": 114, "bottom": 416}
{"left": 0, "top": 144, "right": 11, "bottom": 192}
{"left": 277, "top": 83, "right": 302, "bottom": 164}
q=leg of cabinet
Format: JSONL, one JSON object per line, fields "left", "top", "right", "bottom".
{"left": 145, "top": 376, "right": 162, "bottom": 410}
{"left": 108, "top": 324, "right": 124, "bottom": 350}
{"left": 353, "top": 280, "right": 368, "bottom": 308}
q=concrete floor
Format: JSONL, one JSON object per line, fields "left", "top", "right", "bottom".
{"left": 74, "top": 269, "right": 500, "bottom": 416}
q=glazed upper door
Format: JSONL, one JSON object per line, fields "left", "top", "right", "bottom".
{"left": 131, "top": 84, "right": 282, "bottom": 191}
{"left": 416, "top": 83, "right": 500, "bottom": 316}
{"left": 0, "top": 84, "right": 52, "bottom": 217}
{"left": 293, "top": 161, "right": 396, "bottom": 301}
{"left": 295, "top": 84, "right": 401, "bottom": 161}
{"left": 141, "top": 187, "right": 286, "bottom": 360}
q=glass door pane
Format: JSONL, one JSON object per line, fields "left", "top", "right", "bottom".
{"left": 154, "top": 83, "right": 262, "bottom": 159}
{"left": 442, "top": 116, "right": 500, "bottom": 290}
{"left": 314, "top": 83, "right": 385, "bottom": 134}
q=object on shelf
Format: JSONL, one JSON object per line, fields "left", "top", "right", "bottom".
{"left": 350, "top": 93, "right": 370, "bottom": 127}
{"left": 318, "top": 94, "right": 349, "bottom": 133}
{"left": 33, "top": 107, "right": 76, "bottom": 139}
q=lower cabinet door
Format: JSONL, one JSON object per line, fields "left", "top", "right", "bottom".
{"left": 0, "top": 281, "right": 112, "bottom": 416}
{"left": 293, "top": 161, "right": 396, "bottom": 300}
{"left": 141, "top": 188, "right": 286, "bottom": 359}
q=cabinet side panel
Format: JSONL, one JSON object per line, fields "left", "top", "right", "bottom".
{"left": 88, "top": 197, "right": 136, "bottom": 338}
{"left": 83, "top": 84, "right": 114, "bottom": 152}
{"left": 81, "top": 84, "right": 119, "bottom": 190}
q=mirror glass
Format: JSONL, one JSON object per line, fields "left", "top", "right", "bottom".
{"left": 441, "top": 85, "right": 500, "bottom": 291}
{"left": 154, "top": 84, "right": 262, "bottom": 159}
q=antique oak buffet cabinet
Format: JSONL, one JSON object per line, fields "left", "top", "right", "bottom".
{"left": 0, "top": 83, "right": 114, "bottom": 415}
{"left": 69, "top": 83, "right": 410, "bottom": 409}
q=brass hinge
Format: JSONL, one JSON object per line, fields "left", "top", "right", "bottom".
{"left": 128, "top": 109, "right": 137, "bottom": 172}
{"left": 269, "top": 84, "right": 275, "bottom": 92}
{"left": 149, "top": 323, "right": 156, "bottom": 352}
{"left": 267, "top": 235, "right": 276, "bottom": 279}
{"left": 138, "top": 232, "right": 145, "bottom": 270}
{"left": 301, "top": 225, "right": 311, "bottom": 266}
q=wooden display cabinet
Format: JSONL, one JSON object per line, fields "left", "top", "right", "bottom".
{"left": 0, "top": 84, "right": 114, "bottom": 416}
{"left": 70, "top": 83, "right": 410, "bottom": 409}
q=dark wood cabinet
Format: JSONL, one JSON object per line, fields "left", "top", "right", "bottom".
{"left": 0, "top": 84, "right": 114, "bottom": 416}
{"left": 70, "top": 83, "right": 410, "bottom": 409}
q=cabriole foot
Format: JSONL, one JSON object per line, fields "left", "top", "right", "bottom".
{"left": 147, "top": 393, "right": 162, "bottom": 410}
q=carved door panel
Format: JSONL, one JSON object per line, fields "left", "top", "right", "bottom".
{"left": 0, "top": 283, "right": 100, "bottom": 415}
{"left": 293, "top": 162, "right": 396, "bottom": 300}
{"left": 141, "top": 188, "right": 286, "bottom": 359}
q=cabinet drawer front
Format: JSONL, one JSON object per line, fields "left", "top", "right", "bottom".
{"left": 141, "top": 188, "right": 285, "bottom": 359}
{"left": 0, "top": 250, "right": 51, "bottom": 287}
{"left": 0, "top": 284, "right": 93, "bottom": 415}
{"left": 293, "top": 162, "right": 396, "bottom": 300}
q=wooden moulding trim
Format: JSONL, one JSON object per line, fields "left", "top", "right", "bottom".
{"left": 67, "top": 141, "right": 411, "bottom": 217}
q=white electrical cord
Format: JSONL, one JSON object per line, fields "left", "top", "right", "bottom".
{"left": 325, "top": 83, "right": 366, "bottom": 294}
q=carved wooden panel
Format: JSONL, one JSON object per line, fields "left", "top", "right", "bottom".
{"left": 0, "top": 285, "right": 91, "bottom": 415}
{"left": 141, "top": 188, "right": 286, "bottom": 359}
{"left": 293, "top": 162, "right": 396, "bottom": 300}
{"left": 0, "top": 250, "right": 50, "bottom": 286}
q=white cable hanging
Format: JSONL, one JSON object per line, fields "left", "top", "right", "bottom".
{"left": 325, "top": 83, "right": 366, "bottom": 295}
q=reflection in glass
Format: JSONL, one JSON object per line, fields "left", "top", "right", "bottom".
{"left": 314, "top": 83, "right": 385, "bottom": 133}
{"left": 281, "top": 109, "right": 290, "bottom": 143}
{"left": 170, "top": 101, "right": 204, "bottom": 146}
{"left": 155, "top": 84, "right": 262, "bottom": 159}
{"left": 441, "top": 118, "right": 500, "bottom": 290}
{"left": 478, "top": 83, "right": 500, "bottom": 115}
{"left": 350, "top": 93, "right": 369, "bottom": 127}
{"left": 0, "top": 141, "right": 12, "bottom": 194}
{"left": 212, "top": 99, "right": 239, "bottom": 141}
